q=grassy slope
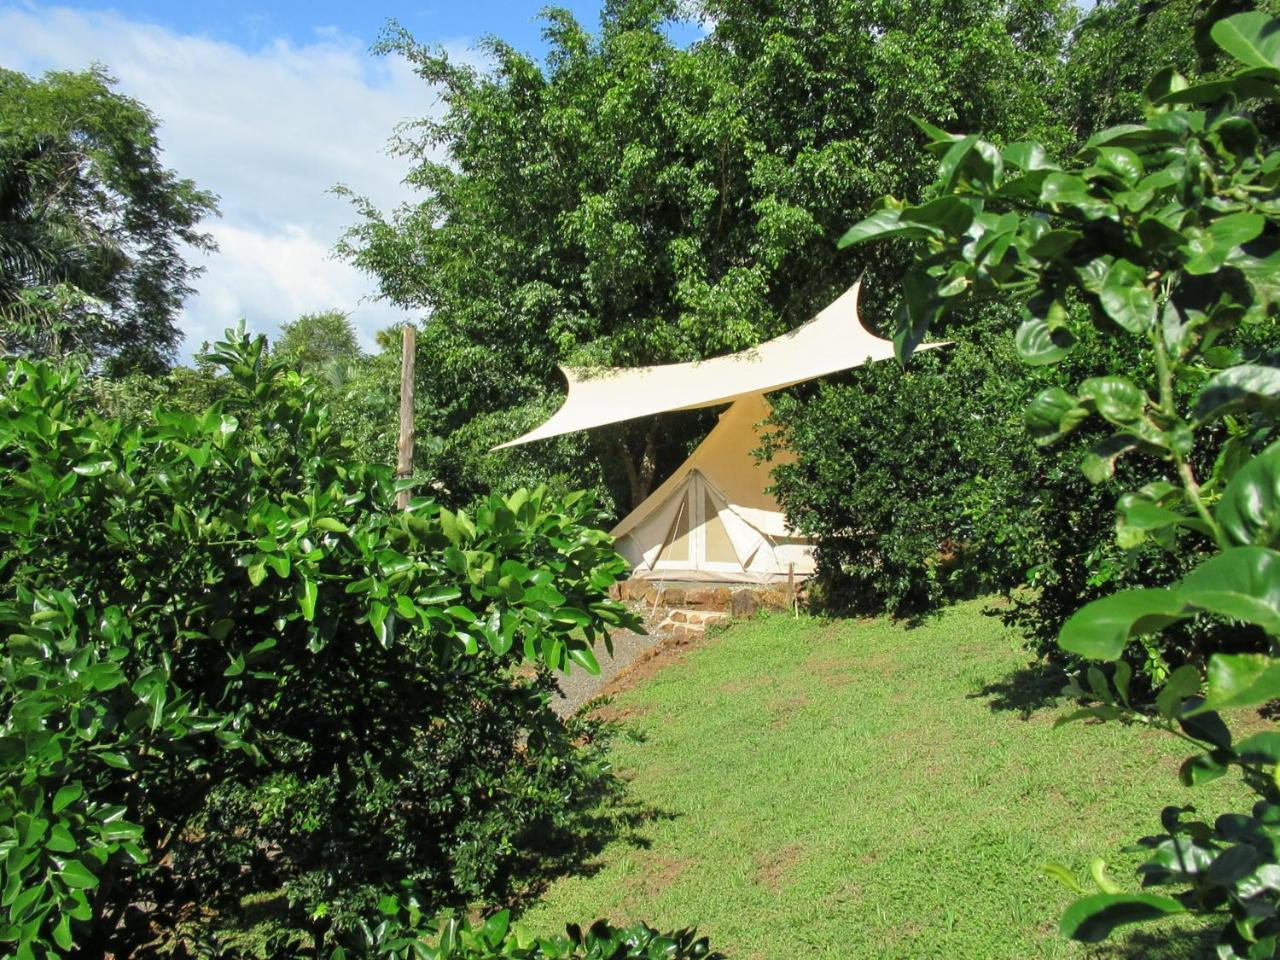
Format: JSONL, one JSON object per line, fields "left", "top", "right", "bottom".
{"left": 522, "top": 600, "right": 1253, "bottom": 959}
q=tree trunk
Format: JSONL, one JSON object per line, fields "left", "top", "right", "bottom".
{"left": 395, "top": 325, "right": 416, "bottom": 510}
{"left": 618, "top": 416, "right": 662, "bottom": 511}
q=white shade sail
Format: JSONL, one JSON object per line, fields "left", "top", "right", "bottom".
{"left": 495, "top": 279, "right": 940, "bottom": 449}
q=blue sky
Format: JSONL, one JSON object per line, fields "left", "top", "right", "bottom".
{"left": 50, "top": 1, "right": 642, "bottom": 56}
{"left": 0, "top": 1, "right": 704, "bottom": 357}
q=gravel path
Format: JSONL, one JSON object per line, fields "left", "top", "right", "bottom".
{"left": 550, "top": 613, "right": 672, "bottom": 717}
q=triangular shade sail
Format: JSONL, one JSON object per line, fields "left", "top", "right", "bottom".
{"left": 496, "top": 279, "right": 943, "bottom": 584}
{"left": 496, "top": 279, "right": 931, "bottom": 449}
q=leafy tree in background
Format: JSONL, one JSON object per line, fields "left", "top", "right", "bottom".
{"left": 1063, "top": 0, "right": 1280, "bottom": 143}
{"left": 339, "top": 0, "right": 1078, "bottom": 517}
{"left": 275, "top": 309, "right": 362, "bottom": 373}
{"left": 0, "top": 67, "right": 217, "bottom": 375}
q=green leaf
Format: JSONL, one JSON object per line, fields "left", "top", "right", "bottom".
{"left": 1060, "top": 893, "right": 1185, "bottom": 943}
{"left": 247, "top": 561, "right": 267, "bottom": 587}
{"left": 1079, "top": 377, "right": 1146, "bottom": 425}
{"left": 58, "top": 859, "right": 99, "bottom": 890}
{"left": 1201, "top": 653, "right": 1280, "bottom": 711}
{"left": 1003, "top": 141, "right": 1057, "bottom": 171}
{"left": 911, "top": 116, "right": 962, "bottom": 144}
{"left": 1178, "top": 547, "right": 1280, "bottom": 635}
{"left": 1027, "top": 229, "right": 1081, "bottom": 259}
{"left": 1082, "top": 435, "right": 1138, "bottom": 484}
{"left": 898, "top": 195, "right": 975, "bottom": 235}
{"left": 1212, "top": 12, "right": 1280, "bottom": 71}
{"left": 1217, "top": 440, "right": 1280, "bottom": 548}
{"left": 418, "top": 585, "right": 462, "bottom": 605}
{"left": 1159, "top": 71, "right": 1280, "bottom": 105}
{"left": 72, "top": 457, "right": 113, "bottom": 477}
{"left": 1043, "top": 863, "right": 1087, "bottom": 894}
{"left": 1184, "top": 213, "right": 1266, "bottom": 274}
{"left": 936, "top": 135, "right": 981, "bottom": 190}
{"left": 1015, "top": 318, "right": 1074, "bottom": 366}
{"left": 1235, "top": 731, "right": 1280, "bottom": 763}
{"left": 1208, "top": 844, "right": 1261, "bottom": 886}
{"left": 483, "top": 909, "right": 511, "bottom": 946}
{"left": 1058, "top": 589, "right": 1189, "bottom": 661}
{"left": 298, "top": 578, "right": 318, "bottom": 622}
{"left": 1208, "top": 211, "right": 1265, "bottom": 251}
{"left": 100, "top": 820, "right": 144, "bottom": 842}
{"left": 1155, "top": 664, "right": 1201, "bottom": 719}
{"left": 51, "top": 784, "right": 82, "bottom": 815}
{"left": 52, "top": 914, "right": 72, "bottom": 951}
{"left": 1025, "top": 388, "right": 1088, "bottom": 445}
{"left": 1098, "top": 258, "right": 1156, "bottom": 334}
{"left": 444, "top": 605, "right": 478, "bottom": 624}
{"left": 567, "top": 646, "right": 600, "bottom": 675}
{"left": 1194, "top": 365, "right": 1280, "bottom": 424}
{"left": 1094, "top": 147, "right": 1143, "bottom": 184}
{"left": 836, "top": 209, "right": 935, "bottom": 249}
{"left": 1116, "top": 493, "right": 1189, "bottom": 535}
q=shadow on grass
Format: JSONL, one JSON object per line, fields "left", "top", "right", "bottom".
{"left": 506, "top": 798, "right": 679, "bottom": 915}
{"left": 970, "top": 663, "right": 1067, "bottom": 719}
{"left": 1092, "top": 925, "right": 1219, "bottom": 960}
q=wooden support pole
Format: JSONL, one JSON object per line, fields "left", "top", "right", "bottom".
{"left": 395, "top": 324, "right": 416, "bottom": 511}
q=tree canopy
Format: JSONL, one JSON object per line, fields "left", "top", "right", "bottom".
{"left": 0, "top": 67, "right": 217, "bottom": 375}
{"left": 338, "top": 0, "right": 1078, "bottom": 513}
{"left": 275, "top": 309, "right": 362, "bottom": 372}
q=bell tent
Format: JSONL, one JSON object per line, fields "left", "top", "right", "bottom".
{"left": 497, "top": 280, "right": 936, "bottom": 584}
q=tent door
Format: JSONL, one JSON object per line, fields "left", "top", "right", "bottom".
{"left": 653, "top": 473, "right": 747, "bottom": 575}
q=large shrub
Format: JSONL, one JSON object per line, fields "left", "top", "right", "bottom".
{"left": 0, "top": 330, "right": 646, "bottom": 958}
{"left": 839, "top": 10, "right": 1280, "bottom": 953}
{"left": 766, "top": 305, "right": 1049, "bottom": 614}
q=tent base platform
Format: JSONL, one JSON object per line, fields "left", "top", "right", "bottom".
{"left": 612, "top": 577, "right": 805, "bottom": 617}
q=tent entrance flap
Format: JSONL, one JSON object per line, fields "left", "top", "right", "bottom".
{"left": 627, "top": 470, "right": 771, "bottom": 579}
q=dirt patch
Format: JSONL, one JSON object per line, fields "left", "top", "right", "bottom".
{"left": 767, "top": 693, "right": 812, "bottom": 726}
{"left": 619, "top": 854, "right": 692, "bottom": 911}
{"left": 597, "top": 633, "right": 706, "bottom": 700}
{"left": 719, "top": 675, "right": 771, "bottom": 695}
{"left": 805, "top": 647, "right": 898, "bottom": 679}
{"left": 754, "top": 843, "right": 804, "bottom": 893}
{"left": 591, "top": 701, "right": 652, "bottom": 724}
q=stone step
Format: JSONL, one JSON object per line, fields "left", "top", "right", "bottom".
{"left": 666, "top": 609, "right": 727, "bottom": 625}
{"left": 656, "top": 608, "right": 727, "bottom": 638}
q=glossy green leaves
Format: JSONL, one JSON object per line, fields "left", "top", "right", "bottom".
{"left": 1060, "top": 546, "right": 1280, "bottom": 660}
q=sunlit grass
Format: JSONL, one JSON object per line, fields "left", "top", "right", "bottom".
{"left": 520, "top": 599, "right": 1251, "bottom": 959}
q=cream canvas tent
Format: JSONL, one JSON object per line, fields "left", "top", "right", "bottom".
{"left": 498, "top": 280, "right": 938, "bottom": 583}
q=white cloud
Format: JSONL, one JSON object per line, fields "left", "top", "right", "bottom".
{"left": 0, "top": 3, "right": 457, "bottom": 356}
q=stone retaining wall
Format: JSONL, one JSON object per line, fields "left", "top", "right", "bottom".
{"left": 612, "top": 579, "right": 799, "bottom": 627}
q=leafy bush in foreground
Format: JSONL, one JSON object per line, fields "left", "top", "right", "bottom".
{"left": 0, "top": 330, "right": 650, "bottom": 957}
{"left": 332, "top": 910, "right": 723, "bottom": 960}
{"left": 840, "top": 9, "right": 1280, "bottom": 954}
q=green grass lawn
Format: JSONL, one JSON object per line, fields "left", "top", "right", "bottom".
{"left": 521, "top": 599, "right": 1257, "bottom": 959}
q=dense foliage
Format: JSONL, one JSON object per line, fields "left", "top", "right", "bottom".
{"left": 0, "top": 330, "right": 649, "bottom": 957}
{"left": 766, "top": 0, "right": 1280, "bottom": 645}
{"left": 841, "top": 10, "right": 1280, "bottom": 953}
{"left": 0, "top": 67, "right": 217, "bottom": 375}
{"left": 764, "top": 312, "right": 1045, "bottom": 612}
{"left": 338, "top": 0, "right": 1077, "bottom": 516}
{"left": 334, "top": 912, "right": 722, "bottom": 960}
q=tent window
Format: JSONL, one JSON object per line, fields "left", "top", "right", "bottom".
{"left": 657, "top": 493, "right": 691, "bottom": 563}
{"left": 702, "top": 489, "right": 737, "bottom": 564}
